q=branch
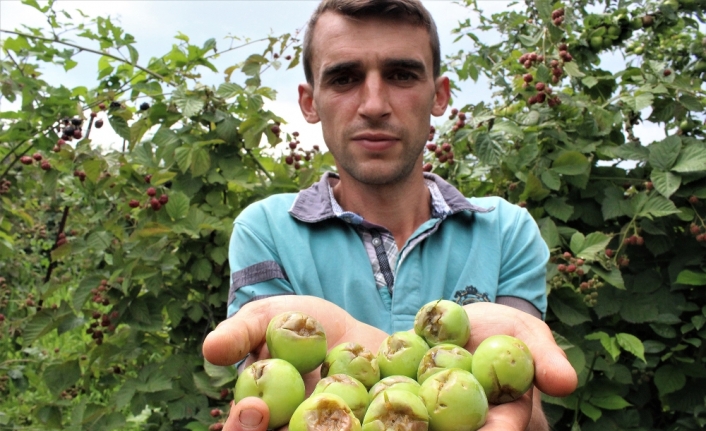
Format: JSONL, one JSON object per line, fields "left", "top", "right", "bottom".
{"left": 0, "top": 29, "right": 170, "bottom": 84}
{"left": 44, "top": 206, "right": 70, "bottom": 284}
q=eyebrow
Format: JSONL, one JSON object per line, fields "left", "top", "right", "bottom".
{"left": 320, "top": 58, "right": 428, "bottom": 82}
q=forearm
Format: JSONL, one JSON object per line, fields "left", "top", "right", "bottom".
{"left": 527, "top": 387, "right": 549, "bottom": 431}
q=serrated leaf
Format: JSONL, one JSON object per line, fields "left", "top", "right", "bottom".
{"left": 474, "top": 132, "right": 504, "bottom": 165}
{"left": 545, "top": 197, "right": 573, "bottom": 222}
{"left": 676, "top": 269, "right": 706, "bottom": 286}
{"left": 679, "top": 94, "right": 703, "bottom": 112}
{"left": 538, "top": 217, "right": 560, "bottom": 249}
{"left": 648, "top": 136, "right": 681, "bottom": 171}
{"left": 492, "top": 120, "right": 523, "bottom": 137}
{"left": 22, "top": 311, "right": 54, "bottom": 345}
{"left": 616, "top": 333, "right": 645, "bottom": 362}
{"left": 633, "top": 92, "right": 654, "bottom": 112}
{"left": 654, "top": 365, "right": 685, "bottom": 397}
{"left": 591, "top": 266, "right": 625, "bottom": 290}
{"left": 83, "top": 159, "right": 103, "bottom": 183}
{"left": 582, "top": 76, "right": 598, "bottom": 88}
{"left": 74, "top": 275, "right": 103, "bottom": 311}
{"left": 586, "top": 331, "right": 621, "bottom": 360}
{"left": 552, "top": 151, "right": 589, "bottom": 175}
{"left": 541, "top": 170, "right": 561, "bottom": 191}
{"left": 580, "top": 401, "right": 602, "bottom": 421}
{"left": 190, "top": 147, "right": 211, "bottom": 177}
{"left": 191, "top": 258, "right": 212, "bottom": 281}
{"left": 174, "top": 146, "right": 192, "bottom": 173}
{"left": 650, "top": 170, "right": 681, "bottom": 198}
{"left": 173, "top": 87, "right": 204, "bottom": 118}
{"left": 109, "top": 116, "right": 130, "bottom": 141}
{"left": 671, "top": 144, "right": 706, "bottom": 173}
{"left": 166, "top": 192, "right": 190, "bottom": 220}
{"left": 86, "top": 231, "right": 112, "bottom": 252}
{"left": 563, "top": 62, "right": 585, "bottom": 78}
{"left": 149, "top": 171, "right": 177, "bottom": 186}
{"left": 549, "top": 290, "right": 591, "bottom": 326}
{"left": 215, "top": 83, "right": 243, "bottom": 99}
{"left": 44, "top": 360, "right": 81, "bottom": 395}
{"left": 636, "top": 194, "right": 680, "bottom": 219}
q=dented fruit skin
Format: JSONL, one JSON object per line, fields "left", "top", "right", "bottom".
{"left": 289, "top": 393, "right": 361, "bottom": 431}
{"left": 362, "top": 390, "right": 429, "bottom": 431}
{"left": 471, "top": 334, "right": 534, "bottom": 404}
{"left": 266, "top": 311, "right": 327, "bottom": 374}
{"left": 414, "top": 300, "right": 471, "bottom": 347}
{"left": 368, "top": 375, "right": 421, "bottom": 402}
{"left": 418, "top": 368, "right": 488, "bottom": 431}
{"left": 312, "top": 374, "right": 370, "bottom": 422}
{"left": 417, "top": 343, "right": 473, "bottom": 384}
{"left": 322, "top": 342, "right": 381, "bottom": 389}
{"left": 377, "top": 331, "right": 430, "bottom": 379}
{"left": 234, "top": 358, "right": 306, "bottom": 429}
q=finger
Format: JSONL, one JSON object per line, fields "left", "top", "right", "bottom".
{"left": 480, "top": 390, "right": 533, "bottom": 431}
{"left": 203, "top": 301, "right": 271, "bottom": 366}
{"left": 223, "top": 398, "right": 271, "bottom": 431}
{"left": 465, "top": 303, "right": 578, "bottom": 397}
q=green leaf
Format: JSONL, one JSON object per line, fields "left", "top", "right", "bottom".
{"left": 215, "top": 83, "right": 243, "bottom": 99}
{"left": 591, "top": 266, "right": 625, "bottom": 290}
{"left": 580, "top": 401, "right": 602, "bottom": 421}
{"left": 521, "top": 173, "right": 550, "bottom": 201}
{"left": 671, "top": 144, "right": 706, "bottom": 173}
{"left": 538, "top": 217, "right": 560, "bottom": 249}
{"left": 191, "top": 258, "right": 212, "bottom": 281}
{"left": 109, "top": 116, "right": 131, "bottom": 141}
{"left": 582, "top": 76, "right": 598, "bottom": 88}
{"left": 650, "top": 170, "right": 681, "bottom": 198}
{"left": 676, "top": 269, "right": 706, "bottom": 286}
{"left": 204, "top": 360, "right": 238, "bottom": 387}
{"left": 173, "top": 87, "right": 204, "bottom": 118}
{"left": 589, "top": 394, "right": 631, "bottom": 410}
{"left": 166, "top": 191, "right": 190, "bottom": 221}
{"left": 149, "top": 171, "right": 177, "bottom": 186}
{"left": 679, "top": 94, "right": 703, "bottom": 112}
{"left": 86, "top": 231, "right": 112, "bottom": 252}
{"left": 563, "top": 62, "right": 585, "bottom": 78}
{"left": 22, "top": 311, "right": 54, "bottom": 345}
{"left": 616, "top": 333, "right": 645, "bottom": 362}
{"left": 654, "top": 365, "right": 686, "bottom": 397}
{"left": 190, "top": 147, "right": 211, "bottom": 177}
{"left": 648, "top": 136, "right": 681, "bottom": 171}
{"left": 586, "top": 331, "right": 621, "bottom": 361}
{"left": 174, "top": 146, "right": 192, "bottom": 173}
{"left": 474, "top": 132, "right": 504, "bottom": 165}
{"left": 43, "top": 360, "right": 81, "bottom": 395}
{"left": 534, "top": 0, "right": 552, "bottom": 23}
{"left": 74, "top": 275, "right": 102, "bottom": 311}
{"left": 552, "top": 151, "right": 589, "bottom": 176}
{"left": 545, "top": 197, "right": 573, "bottom": 222}
{"left": 635, "top": 194, "right": 680, "bottom": 219}
{"left": 633, "top": 92, "right": 654, "bottom": 112}
{"left": 549, "top": 290, "right": 591, "bottom": 326}
{"left": 541, "top": 170, "right": 561, "bottom": 191}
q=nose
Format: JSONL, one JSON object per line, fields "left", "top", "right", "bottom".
{"left": 357, "top": 73, "right": 391, "bottom": 122}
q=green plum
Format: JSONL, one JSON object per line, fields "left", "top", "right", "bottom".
{"left": 418, "top": 368, "right": 488, "bottom": 431}
{"left": 289, "top": 393, "right": 361, "bottom": 431}
{"left": 471, "top": 334, "right": 534, "bottom": 404}
{"left": 312, "top": 374, "right": 370, "bottom": 422}
{"left": 368, "top": 376, "right": 421, "bottom": 402}
{"left": 417, "top": 343, "right": 473, "bottom": 384}
{"left": 234, "top": 358, "right": 306, "bottom": 429}
{"left": 414, "top": 300, "right": 471, "bottom": 347}
{"left": 362, "top": 390, "right": 429, "bottom": 431}
{"left": 266, "top": 311, "right": 327, "bottom": 374}
{"left": 377, "top": 331, "right": 429, "bottom": 379}
{"left": 321, "top": 342, "right": 381, "bottom": 389}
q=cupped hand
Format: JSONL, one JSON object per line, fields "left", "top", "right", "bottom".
{"left": 202, "top": 295, "right": 389, "bottom": 431}
{"left": 464, "top": 302, "right": 578, "bottom": 431}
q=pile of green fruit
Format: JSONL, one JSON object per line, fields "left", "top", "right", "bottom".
{"left": 233, "top": 300, "right": 535, "bottom": 431}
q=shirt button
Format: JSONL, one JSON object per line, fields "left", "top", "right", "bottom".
{"left": 372, "top": 238, "right": 382, "bottom": 246}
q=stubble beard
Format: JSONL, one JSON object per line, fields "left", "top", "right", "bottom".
{"left": 329, "top": 125, "right": 427, "bottom": 187}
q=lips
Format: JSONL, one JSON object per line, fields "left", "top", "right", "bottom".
{"left": 351, "top": 133, "right": 399, "bottom": 152}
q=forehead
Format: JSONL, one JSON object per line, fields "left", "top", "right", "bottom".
{"left": 309, "top": 12, "right": 433, "bottom": 79}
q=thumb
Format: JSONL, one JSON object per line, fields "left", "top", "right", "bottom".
{"left": 224, "top": 398, "right": 271, "bottom": 431}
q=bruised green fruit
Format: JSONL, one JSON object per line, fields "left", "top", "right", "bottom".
{"left": 418, "top": 368, "right": 488, "bottom": 431}
{"left": 266, "top": 311, "right": 327, "bottom": 374}
{"left": 417, "top": 343, "right": 473, "bottom": 384}
{"left": 377, "top": 331, "right": 429, "bottom": 379}
{"left": 362, "top": 390, "right": 429, "bottom": 431}
{"left": 312, "top": 374, "right": 370, "bottom": 422}
{"left": 289, "top": 393, "right": 361, "bottom": 431}
{"left": 234, "top": 358, "right": 305, "bottom": 429}
{"left": 369, "top": 376, "right": 421, "bottom": 402}
{"left": 414, "top": 300, "right": 470, "bottom": 347}
{"left": 322, "top": 342, "right": 381, "bottom": 389}
{"left": 471, "top": 335, "right": 534, "bottom": 404}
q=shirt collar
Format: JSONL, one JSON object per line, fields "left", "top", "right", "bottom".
{"left": 288, "top": 171, "right": 493, "bottom": 224}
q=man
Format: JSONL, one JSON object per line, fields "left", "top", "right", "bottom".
{"left": 202, "top": 1, "right": 578, "bottom": 430}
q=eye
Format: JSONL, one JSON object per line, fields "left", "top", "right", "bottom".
{"left": 331, "top": 75, "right": 356, "bottom": 86}
{"left": 390, "top": 71, "right": 416, "bottom": 81}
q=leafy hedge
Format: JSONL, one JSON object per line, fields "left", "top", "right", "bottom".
{"left": 0, "top": 0, "right": 705, "bottom": 430}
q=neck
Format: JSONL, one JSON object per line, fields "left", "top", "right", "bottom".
{"left": 332, "top": 168, "right": 431, "bottom": 249}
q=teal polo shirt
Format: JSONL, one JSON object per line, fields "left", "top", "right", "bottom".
{"left": 227, "top": 172, "right": 549, "bottom": 333}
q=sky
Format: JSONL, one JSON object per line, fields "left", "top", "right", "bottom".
{"left": 1, "top": 0, "right": 664, "bottom": 152}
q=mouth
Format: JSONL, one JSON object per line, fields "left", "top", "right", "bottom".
{"left": 351, "top": 133, "right": 399, "bottom": 151}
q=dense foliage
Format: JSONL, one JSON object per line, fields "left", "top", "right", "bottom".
{"left": 1, "top": 0, "right": 705, "bottom": 429}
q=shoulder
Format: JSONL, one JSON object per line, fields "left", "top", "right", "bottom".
{"left": 466, "top": 196, "right": 529, "bottom": 222}
{"left": 235, "top": 193, "right": 298, "bottom": 226}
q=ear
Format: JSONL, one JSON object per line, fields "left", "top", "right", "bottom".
{"left": 298, "top": 83, "right": 321, "bottom": 124}
{"left": 431, "top": 76, "right": 451, "bottom": 117}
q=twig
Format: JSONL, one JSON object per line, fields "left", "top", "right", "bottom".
{"left": 0, "top": 29, "right": 170, "bottom": 84}
{"left": 44, "top": 206, "right": 70, "bottom": 283}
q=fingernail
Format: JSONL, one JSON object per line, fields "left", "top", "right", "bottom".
{"left": 239, "top": 409, "right": 263, "bottom": 429}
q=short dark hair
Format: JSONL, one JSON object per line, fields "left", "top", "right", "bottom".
{"left": 302, "top": 0, "right": 441, "bottom": 85}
